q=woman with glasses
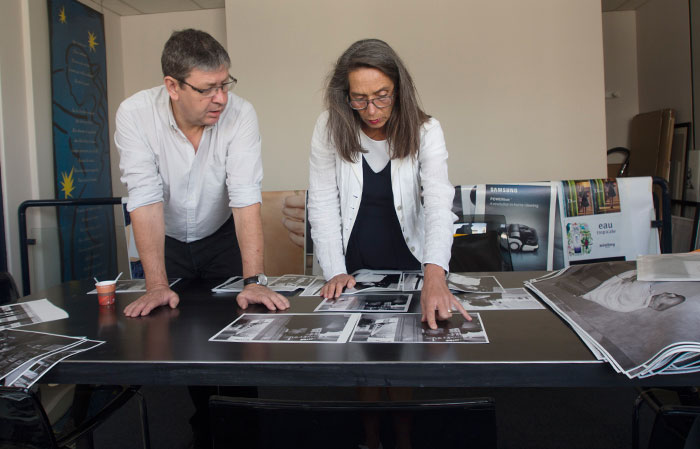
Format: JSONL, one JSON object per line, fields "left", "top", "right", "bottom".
{"left": 308, "top": 38, "right": 472, "bottom": 449}
{"left": 308, "top": 39, "right": 471, "bottom": 329}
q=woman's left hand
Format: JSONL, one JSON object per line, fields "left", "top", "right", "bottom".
{"left": 420, "top": 264, "right": 471, "bottom": 329}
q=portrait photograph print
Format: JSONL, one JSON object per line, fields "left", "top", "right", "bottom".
{"left": 527, "top": 260, "right": 700, "bottom": 377}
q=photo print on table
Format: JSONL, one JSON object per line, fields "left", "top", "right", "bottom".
{"left": 350, "top": 313, "right": 488, "bottom": 343}
{"left": 447, "top": 273, "right": 503, "bottom": 293}
{"left": 455, "top": 288, "right": 544, "bottom": 310}
{"left": 315, "top": 294, "right": 413, "bottom": 313}
{"left": 210, "top": 313, "right": 360, "bottom": 343}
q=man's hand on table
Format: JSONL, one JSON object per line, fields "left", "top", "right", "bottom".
{"left": 320, "top": 273, "right": 356, "bottom": 299}
{"left": 237, "top": 284, "right": 290, "bottom": 311}
{"left": 123, "top": 285, "right": 179, "bottom": 317}
{"left": 421, "top": 264, "right": 471, "bottom": 330}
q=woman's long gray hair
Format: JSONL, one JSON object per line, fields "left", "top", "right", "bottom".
{"left": 324, "top": 39, "right": 429, "bottom": 162}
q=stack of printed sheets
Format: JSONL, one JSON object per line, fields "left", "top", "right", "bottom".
{"left": 525, "top": 260, "right": 700, "bottom": 378}
{"left": 0, "top": 299, "right": 102, "bottom": 388}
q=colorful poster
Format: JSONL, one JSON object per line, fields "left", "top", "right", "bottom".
{"left": 49, "top": 0, "right": 116, "bottom": 282}
{"left": 558, "top": 177, "right": 659, "bottom": 265}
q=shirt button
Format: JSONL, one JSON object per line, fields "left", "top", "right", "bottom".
{"left": 410, "top": 246, "right": 415, "bottom": 252}
{"left": 396, "top": 205, "right": 402, "bottom": 211}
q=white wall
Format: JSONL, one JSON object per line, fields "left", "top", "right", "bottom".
{"left": 226, "top": 0, "right": 608, "bottom": 189}
{"left": 116, "top": 8, "right": 227, "bottom": 198}
{"left": 120, "top": 9, "right": 227, "bottom": 99}
{"left": 0, "top": 0, "right": 36, "bottom": 290}
{"left": 602, "top": 11, "right": 639, "bottom": 149}
{"left": 637, "top": 0, "right": 692, "bottom": 122}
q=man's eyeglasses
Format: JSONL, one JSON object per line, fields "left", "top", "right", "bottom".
{"left": 178, "top": 75, "right": 237, "bottom": 98}
{"left": 348, "top": 94, "right": 394, "bottom": 110}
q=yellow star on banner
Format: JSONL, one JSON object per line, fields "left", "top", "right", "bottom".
{"left": 60, "top": 167, "right": 75, "bottom": 198}
{"left": 59, "top": 6, "right": 67, "bottom": 23}
{"left": 88, "top": 31, "right": 99, "bottom": 52}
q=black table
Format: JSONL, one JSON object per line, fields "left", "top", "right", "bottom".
{"left": 19, "top": 272, "right": 700, "bottom": 387}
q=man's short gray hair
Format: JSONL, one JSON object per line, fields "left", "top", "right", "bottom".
{"left": 161, "top": 29, "right": 230, "bottom": 81}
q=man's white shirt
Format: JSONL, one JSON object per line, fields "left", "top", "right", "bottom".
{"left": 115, "top": 86, "right": 262, "bottom": 243}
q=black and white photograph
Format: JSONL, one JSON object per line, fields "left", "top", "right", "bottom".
{"left": 350, "top": 313, "right": 488, "bottom": 343}
{"left": 455, "top": 288, "right": 544, "bottom": 310}
{"left": 343, "top": 270, "right": 403, "bottom": 294}
{"left": 301, "top": 278, "right": 327, "bottom": 296}
{"left": 211, "top": 276, "right": 245, "bottom": 292}
{"left": 7, "top": 339, "right": 104, "bottom": 388}
{"left": 401, "top": 273, "right": 424, "bottom": 291}
{"left": 87, "top": 278, "right": 180, "bottom": 294}
{"left": 447, "top": 273, "right": 503, "bottom": 293}
{"left": 0, "top": 329, "right": 88, "bottom": 381}
{"left": 210, "top": 313, "right": 360, "bottom": 343}
{"left": 267, "top": 274, "right": 321, "bottom": 291}
{"left": 0, "top": 299, "right": 68, "bottom": 330}
{"left": 315, "top": 294, "right": 413, "bottom": 312}
{"left": 526, "top": 260, "right": 700, "bottom": 378}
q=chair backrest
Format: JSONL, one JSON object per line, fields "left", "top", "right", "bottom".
{"left": 450, "top": 214, "right": 513, "bottom": 272}
{"left": 628, "top": 109, "right": 676, "bottom": 180}
{"left": 0, "top": 271, "right": 19, "bottom": 305}
{"left": 0, "top": 387, "right": 59, "bottom": 449}
{"left": 18, "top": 197, "right": 122, "bottom": 296}
{"left": 607, "top": 147, "right": 630, "bottom": 178}
{"left": 209, "top": 396, "right": 496, "bottom": 449}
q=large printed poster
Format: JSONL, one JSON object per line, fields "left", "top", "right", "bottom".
{"left": 48, "top": 0, "right": 116, "bottom": 282}
{"left": 558, "top": 177, "right": 659, "bottom": 265}
{"left": 455, "top": 184, "right": 557, "bottom": 270}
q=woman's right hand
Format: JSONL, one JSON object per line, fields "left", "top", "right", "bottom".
{"left": 320, "top": 274, "right": 356, "bottom": 298}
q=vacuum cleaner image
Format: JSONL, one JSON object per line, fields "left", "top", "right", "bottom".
{"left": 499, "top": 223, "right": 539, "bottom": 252}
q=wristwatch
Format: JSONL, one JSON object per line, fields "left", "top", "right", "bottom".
{"left": 243, "top": 273, "right": 268, "bottom": 286}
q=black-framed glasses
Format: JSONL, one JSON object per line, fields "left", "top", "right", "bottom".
{"left": 348, "top": 94, "right": 394, "bottom": 110}
{"left": 178, "top": 75, "right": 237, "bottom": 98}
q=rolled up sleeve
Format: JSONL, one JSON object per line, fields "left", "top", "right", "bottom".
{"left": 308, "top": 113, "right": 347, "bottom": 279}
{"left": 115, "top": 102, "right": 163, "bottom": 213}
{"left": 419, "top": 120, "right": 456, "bottom": 272}
{"left": 226, "top": 103, "right": 263, "bottom": 208}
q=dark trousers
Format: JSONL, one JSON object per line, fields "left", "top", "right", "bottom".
{"left": 164, "top": 216, "right": 242, "bottom": 279}
{"left": 165, "top": 216, "right": 257, "bottom": 448}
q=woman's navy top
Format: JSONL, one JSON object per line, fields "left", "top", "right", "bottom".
{"left": 345, "top": 157, "right": 421, "bottom": 274}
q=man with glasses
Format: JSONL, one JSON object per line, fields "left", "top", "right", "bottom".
{"left": 116, "top": 28, "right": 288, "bottom": 316}
{"left": 115, "top": 29, "right": 286, "bottom": 447}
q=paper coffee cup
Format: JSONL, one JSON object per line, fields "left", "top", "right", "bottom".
{"left": 95, "top": 280, "right": 117, "bottom": 306}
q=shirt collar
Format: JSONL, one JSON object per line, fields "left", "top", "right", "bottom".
{"left": 163, "top": 89, "right": 219, "bottom": 133}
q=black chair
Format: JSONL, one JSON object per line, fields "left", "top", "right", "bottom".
{"left": 0, "top": 271, "right": 19, "bottom": 305}
{"left": 18, "top": 197, "right": 122, "bottom": 296}
{"left": 651, "top": 177, "right": 673, "bottom": 254}
{"left": 633, "top": 387, "right": 700, "bottom": 449}
{"left": 209, "top": 395, "right": 496, "bottom": 449}
{"left": 0, "top": 385, "right": 150, "bottom": 449}
{"left": 450, "top": 214, "right": 513, "bottom": 272}
{"left": 607, "top": 147, "right": 631, "bottom": 177}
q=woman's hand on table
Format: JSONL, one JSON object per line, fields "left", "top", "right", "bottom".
{"left": 421, "top": 264, "right": 471, "bottom": 329}
{"left": 320, "top": 274, "right": 356, "bottom": 298}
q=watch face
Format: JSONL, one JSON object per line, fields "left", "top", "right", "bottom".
{"left": 258, "top": 273, "right": 268, "bottom": 286}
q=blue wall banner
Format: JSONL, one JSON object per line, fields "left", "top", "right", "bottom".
{"left": 48, "top": 0, "right": 117, "bottom": 282}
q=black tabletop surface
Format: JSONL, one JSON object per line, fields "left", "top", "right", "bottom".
{"left": 17, "top": 272, "right": 700, "bottom": 387}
